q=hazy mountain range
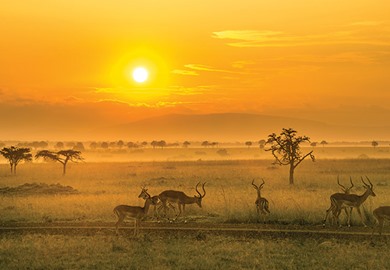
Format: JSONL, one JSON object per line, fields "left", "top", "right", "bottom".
{"left": 102, "top": 113, "right": 390, "bottom": 142}
{"left": 2, "top": 110, "right": 390, "bottom": 142}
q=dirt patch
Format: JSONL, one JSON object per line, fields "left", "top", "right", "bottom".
{"left": 0, "top": 183, "right": 79, "bottom": 196}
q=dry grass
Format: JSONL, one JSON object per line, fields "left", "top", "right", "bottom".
{"left": 0, "top": 156, "right": 389, "bottom": 226}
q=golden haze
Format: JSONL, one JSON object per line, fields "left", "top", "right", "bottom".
{"left": 1, "top": 1, "right": 390, "bottom": 140}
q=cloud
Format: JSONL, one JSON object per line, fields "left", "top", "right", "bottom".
{"left": 184, "top": 64, "right": 246, "bottom": 74}
{"left": 212, "top": 28, "right": 390, "bottom": 48}
{"left": 172, "top": 69, "right": 198, "bottom": 76}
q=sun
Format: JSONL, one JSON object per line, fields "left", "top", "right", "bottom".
{"left": 132, "top": 67, "right": 148, "bottom": 83}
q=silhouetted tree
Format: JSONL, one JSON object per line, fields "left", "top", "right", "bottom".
{"left": 183, "top": 141, "right": 191, "bottom": 148}
{"left": 0, "top": 146, "right": 32, "bottom": 174}
{"left": 158, "top": 140, "right": 167, "bottom": 149}
{"left": 201, "top": 141, "right": 209, "bottom": 148}
{"left": 310, "top": 142, "right": 317, "bottom": 147}
{"left": 372, "top": 141, "right": 379, "bottom": 148}
{"left": 151, "top": 141, "right": 158, "bottom": 149}
{"left": 266, "top": 128, "right": 315, "bottom": 185}
{"left": 89, "top": 142, "right": 98, "bottom": 150}
{"left": 127, "top": 142, "right": 138, "bottom": 148}
{"left": 35, "top": 149, "right": 84, "bottom": 175}
{"left": 320, "top": 140, "right": 328, "bottom": 147}
{"left": 141, "top": 141, "right": 148, "bottom": 147}
{"left": 117, "top": 140, "right": 124, "bottom": 148}
{"left": 258, "top": 140, "right": 266, "bottom": 149}
{"left": 101, "top": 142, "right": 109, "bottom": 149}
{"left": 73, "top": 142, "right": 85, "bottom": 151}
{"left": 245, "top": 141, "right": 253, "bottom": 148}
{"left": 55, "top": 142, "right": 64, "bottom": 149}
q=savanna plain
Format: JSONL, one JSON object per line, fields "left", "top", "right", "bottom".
{"left": 1, "top": 146, "right": 390, "bottom": 269}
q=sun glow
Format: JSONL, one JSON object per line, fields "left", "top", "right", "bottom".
{"left": 132, "top": 67, "right": 148, "bottom": 83}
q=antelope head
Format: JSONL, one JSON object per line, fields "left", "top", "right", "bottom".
{"left": 194, "top": 182, "right": 206, "bottom": 208}
{"left": 361, "top": 176, "right": 376, "bottom": 197}
{"left": 138, "top": 187, "right": 150, "bottom": 200}
{"left": 252, "top": 179, "right": 265, "bottom": 191}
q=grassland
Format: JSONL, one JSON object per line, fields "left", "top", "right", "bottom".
{"left": 0, "top": 146, "right": 389, "bottom": 269}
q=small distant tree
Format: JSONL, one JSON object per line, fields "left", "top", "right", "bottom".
{"left": 141, "top": 141, "right": 148, "bottom": 147}
{"left": 266, "top": 128, "right": 315, "bottom": 185}
{"left": 117, "top": 140, "right": 125, "bottom": 148}
{"left": 211, "top": 142, "right": 218, "bottom": 148}
{"left": 151, "top": 141, "right": 158, "bottom": 149}
{"left": 35, "top": 149, "right": 84, "bottom": 175}
{"left": 89, "top": 142, "right": 98, "bottom": 150}
{"left": 245, "top": 141, "right": 253, "bottom": 148}
{"left": 73, "top": 142, "right": 85, "bottom": 151}
{"left": 183, "top": 141, "right": 191, "bottom": 148}
{"left": 101, "top": 142, "right": 109, "bottom": 149}
{"left": 201, "top": 141, "right": 209, "bottom": 148}
{"left": 310, "top": 142, "right": 317, "bottom": 148}
{"left": 0, "top": 146, "right": 32, "bottom": 174}
{"left": 127, "top": 142, "right": 138, "bottom": 148}
{"left": 320, "top": 140, "right": 328, "bottom": 147}
{"left": 258, "top": 139, "right": 266, "bottom": 149}
{"left": 372, "top": 141, "right": 379, "bottom": 148}
{"left": 55, "top": 142, "right": 64, "bottom": 149}
{"left": 158, "top": 140, "right": 167, "bottom": 149}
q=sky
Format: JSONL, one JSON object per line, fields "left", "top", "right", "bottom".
{"left": 1, "top": 1, "right": 390, "bottom": 140}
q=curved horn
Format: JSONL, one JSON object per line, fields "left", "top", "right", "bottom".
{"left": 361, "top": 176, "right": 369, "bottom": 187}
{"left": 259, "top": 179, "right": 265, "bottom": 189}
{"left": 201, "top": 182, "right": 206, "bottom": 198}
{"left": 349, "top": 176, "right": 354, "bottom": 189}
{"left": 365, "top": 176, "right": 373, "bottom": 188}
{"left": 337, "top": 175, "right": 346, "bottom": 191}
{"left": 195, "top": 182, "right": 202, "bottom": 197}
{"left": 251, "top": 179, "right": 259, "bottom": 190}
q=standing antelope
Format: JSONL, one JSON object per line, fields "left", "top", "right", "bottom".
{"left": 138, "top": 187, "right": 175, "bottom": 218}
{"left": 252, "top": 179, "right": 270, "bottom": 220}
{"left": 330, "top": 176, "right": 376, "bottom": 227}
{"left": 323, "top": 176, "right": 354, "bottom": 226}
{"left": 113, "top": 193, "right": 153, "bottom": 236}
{"left": 371, "top": 206, "right": 390, "bottom": 237}
{"left": 158, "top": 182, "right": 206, "bottom": 219}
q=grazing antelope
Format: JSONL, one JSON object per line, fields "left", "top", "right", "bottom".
{"left": 252, "top": 179, "right": 270, "bottom": 220}
{"left": 323, "top": 176, "right": 354, "bottom": 226}
{"left": 113, "top": 193, "right": 153, "bottom": 236}
{"left": 158, "top": 182, "right": 206, "bottom": 219}
{"left": 371, "top": 206, "right": 390, "bottom": 237}
{"left": 330, "top": 176, "right": 376, "bottom": 227}
{"left": 138, "top": 187, "right": 175, "bottom": 218}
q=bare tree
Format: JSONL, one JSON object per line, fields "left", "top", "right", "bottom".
{"left": 0, "top": 146, "right": 32, "bottom": 174}
{"left": 35, "top": 149, "right": 84, "bottom": 175}
{"left": 266, "top": 128, "right": 315, "bottom": 185}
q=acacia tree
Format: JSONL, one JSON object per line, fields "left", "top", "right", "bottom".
{"left": 266, "top": 128, "right": 315, "bottom": 185}
{"left": 0, "top": 146, "right": 32, "bottom": 174}
{"left": 35, "top": 149, "right": 84, "bottom": 175}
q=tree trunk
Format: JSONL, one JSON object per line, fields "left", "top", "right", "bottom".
{"left": 10, "top": 163, "right": 13, "bottom": 174}
{"left": 63, "top": 163, "right": 66, "bottom": 175}
{"left": 13, "top": 164, "right": 17, "bottom": 175}
{"left": 289, "top": 163, "right": 294, "bottom": 185}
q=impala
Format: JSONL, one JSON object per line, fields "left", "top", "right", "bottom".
{"left": 158, "top": 182, "right": 206, "bottom": 219}
{"left": 330, "top": 176, "right": 376, "bottom": 227}
{"left": 323, "top": 176, "right": 354, "bottom": 226}
{"left": 113, "top": 193, "right": 153, "bottom": 236}
{"left": 371, "top": 206, "right": 390, "bottom": 237}
{"left": 252, "top": 179, "right": 270, "bottom": 220}
{"left": 138, "top": 187, "right": 175, "bottom": 218}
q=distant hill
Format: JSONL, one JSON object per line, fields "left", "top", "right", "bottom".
{"left": 100, "top": 113, "right": 390, "bottom": 141}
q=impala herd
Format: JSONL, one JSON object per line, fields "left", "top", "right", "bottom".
{"left": 114, "top": 177, "right": 389, "bottom": 238}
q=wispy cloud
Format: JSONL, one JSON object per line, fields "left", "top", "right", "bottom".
{"left": 172, "top": 69, "right": 198, "bottom": 76}
{"left": 212, "top": 28, "right": 390, "bottom": 48}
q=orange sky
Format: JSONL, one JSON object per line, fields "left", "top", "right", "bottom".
{"left": 1, "top": 1, "right": 390, "bottom": 140}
